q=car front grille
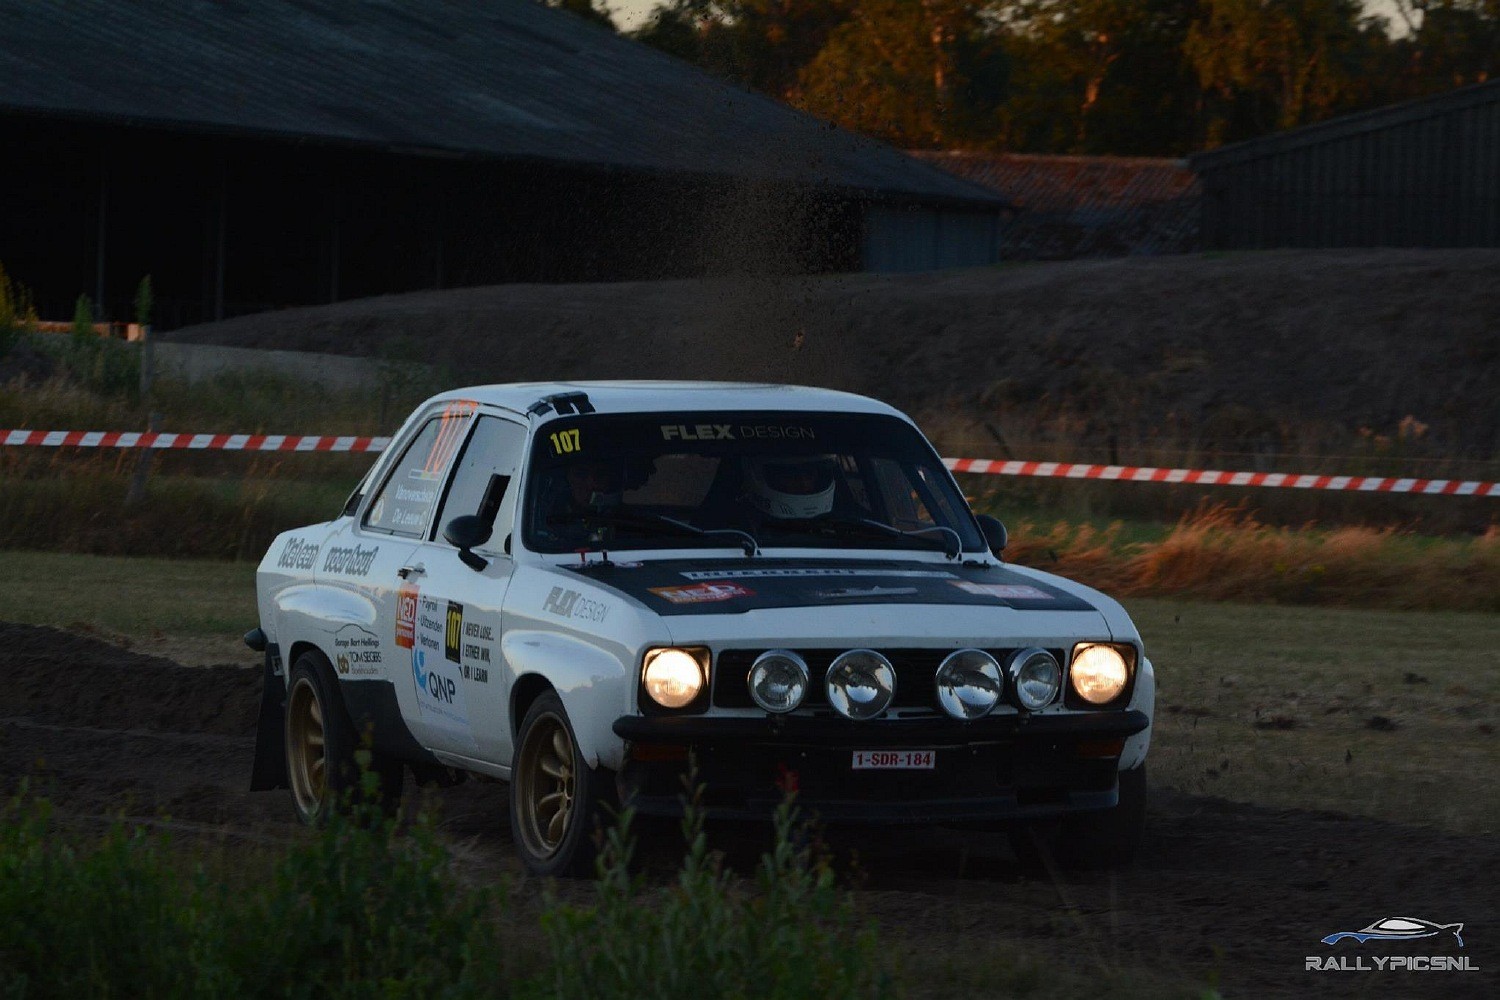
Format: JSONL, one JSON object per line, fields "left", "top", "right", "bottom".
{"left": 712, "top": 647, "right": 1066, "bottom": 712}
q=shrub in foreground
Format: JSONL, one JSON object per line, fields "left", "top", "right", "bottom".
{"left": 541, "top": 794, "right": 894, "bottom": 1000}
{"left": 0, "top": 779, "right": 892, "bottom": 999}
{"left": 0, "top": 793, "right": 199, "bottom": 997}
{"left": 0, "top": 777, "right": 511, "bottom": 999}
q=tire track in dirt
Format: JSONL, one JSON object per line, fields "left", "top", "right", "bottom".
{"left": 1, "top": 623, "right": 1493, "bottom": 998}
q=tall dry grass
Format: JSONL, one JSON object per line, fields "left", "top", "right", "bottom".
{"left": 1010, "top": 504, "right": 1500, "bottom": 612}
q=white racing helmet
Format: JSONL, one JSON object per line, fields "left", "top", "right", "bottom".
{"left": 743, "top": 456, "right": 837, "bottom": 519}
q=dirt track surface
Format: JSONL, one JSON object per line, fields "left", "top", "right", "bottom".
{"left": 170, "top": 249, "right": 1500, "bottom": 458}
{"left": 2, "top": 622, "right": 1494, "bottom": 998}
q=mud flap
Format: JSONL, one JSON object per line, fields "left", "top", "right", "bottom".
{"left": 249, "top": 647, "right": 288, "bottom": 791}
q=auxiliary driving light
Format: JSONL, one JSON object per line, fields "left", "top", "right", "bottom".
{"left": 935, "top": 649, "right": 1003, "bottom": 720}
{"left": 825, "top": 649, "right": 896, "bottom": 720}
{"left": 1006, "top": 648, "right": 1061, "bottom": 711}
{"left": 1069, "top": 643, "right": 1130, "bottom": 705}
{"left": 642, "top": 647, "right": 705, "bottom": 709}
{"left": 748, "top": 649, "right": 809, "bottom": 714}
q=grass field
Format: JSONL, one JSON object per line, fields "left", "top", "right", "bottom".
{"left": 3, "top": 550, "right": 1496, "bottom": 835}
{"left": 0, "top": 551, "right": 259, "bottom": 665}
{"left": 1134, "top": 599, "right": 1500, "bottom": 835}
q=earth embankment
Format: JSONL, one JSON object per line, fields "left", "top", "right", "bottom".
{"left": 170, "top": 249, "right": 1500, "bottom": 458}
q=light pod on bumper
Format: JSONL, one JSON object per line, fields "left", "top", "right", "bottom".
{"left": 748, "top": 649, "right": 809, "bottom": 714}
{"left": 1006, "top": 647, "right": 1061, "bottom": 711}
{"left": 642, "top": 647, "right": 706, "bottom": 709}
{"left": 1069, "top": 643, "right": 1130, "bottom": 705}
{"left": 825, "top": 649, "right": 896, "bottom": 720}
{"left": 935, "top": 649, "right": 1003, "bottom": 719}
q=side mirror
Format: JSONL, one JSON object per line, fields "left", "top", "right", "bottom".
{"left": 444, "top": 515, "right": 493, "bottom": 572}
{"left": 976, "top": 514, "right": 1008, "bottom": 558}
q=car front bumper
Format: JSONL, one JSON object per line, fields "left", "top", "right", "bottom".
{"left": 612, "top": 710, "right": 1150, "bottom": 824}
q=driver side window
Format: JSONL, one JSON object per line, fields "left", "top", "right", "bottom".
{"left": 434, "top": 416, "right": 528, "bottom": 550}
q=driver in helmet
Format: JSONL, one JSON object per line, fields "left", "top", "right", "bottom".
{"left": 534, "top": 458, "right": 625, "bottom": 548}
{"left": 741, "top": 455, "right": 840, "bottom": 521}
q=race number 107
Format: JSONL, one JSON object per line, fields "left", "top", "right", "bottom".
{"left": 549, "top": 429, "right": 581, "bottom": 455}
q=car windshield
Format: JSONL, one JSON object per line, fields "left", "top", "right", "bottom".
{"left": 523, "top": 411, "right": 984, "bottom": 554}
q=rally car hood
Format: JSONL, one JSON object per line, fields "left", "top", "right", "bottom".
{"left": 561, "top": 556, "right": 1106, "bottom": 621}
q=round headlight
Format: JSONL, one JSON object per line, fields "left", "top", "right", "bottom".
{"left": 643, "top": 648, "right": 704, "bottom": 709}
{"left": 748, "top": 650, "right": 809, "bottom": 714}
{"left": 1007, "top": 648, "right": 1061, "bottom": 711}
{"left": 1070, "top": 644, "right": 1129, "bottom": 705}
{"left": 935, "top": 649, "right": 1003, "bottom": 720}
{"left": 825, "top": 649, "right": 896, "bottom": 720}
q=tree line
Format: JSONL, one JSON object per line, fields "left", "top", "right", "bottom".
{"left": 547, "top": 0, "right": 1499, "bottom": 154}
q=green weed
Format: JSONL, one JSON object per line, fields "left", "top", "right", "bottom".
{"left": 0, "top": 777, "right": 901, "bottom": 1000}
{"left": 541, "top": 789, "right": 893, "bottom": 1000}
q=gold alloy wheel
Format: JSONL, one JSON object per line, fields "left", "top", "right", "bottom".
{"left": 516, "top": 712, "right": 576, "bottom": 860}
{"left": 286, "top": 675, "right": 327, "bottom": 819}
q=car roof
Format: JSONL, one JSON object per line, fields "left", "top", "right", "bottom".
{"left": 424, "top": 381, "right": 907, "bottom": 419}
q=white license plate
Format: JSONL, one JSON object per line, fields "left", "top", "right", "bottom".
{"left": 851, "top": 750, "right": 935, "bottom": 770}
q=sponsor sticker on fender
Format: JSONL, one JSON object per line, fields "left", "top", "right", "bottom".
{"left": 649, "top": 582, "right": 755, "bottom": 604}
{"left": 395, "top": 583, "right": 419, "bottom": 649}
{"left": 412, "top": 592, "right": 470, "bottom": 733}
{"left": 949, "top": 581, "right": 1054, "bottom": 601}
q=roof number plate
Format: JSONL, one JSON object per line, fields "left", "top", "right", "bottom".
{"left": 852, "top": 750, "right": 934, "bottom": 770}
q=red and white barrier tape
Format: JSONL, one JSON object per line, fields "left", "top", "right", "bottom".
{"left": 2, "top": 429, "right": 1495, "bottom": 496}
{"left": 0, "top": 429, "right": 390, "bottom": 452}
{"left": 943, "top": 457, "right": 1500, "bottom": 497}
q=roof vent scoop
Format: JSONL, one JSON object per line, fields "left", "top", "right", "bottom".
{"left": 526, "top": 391, "right": 595, "bottom": 417}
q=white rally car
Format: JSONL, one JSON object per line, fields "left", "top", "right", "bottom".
{"left": 248, "top": 382, "right": 1155, "bottom": 875}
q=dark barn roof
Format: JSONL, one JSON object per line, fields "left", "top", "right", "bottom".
{"left": 912, "top": 152, "right": 1199, "bottom": 257}
{"left": 1190, "top": 77, "right": 1500, "bottom": 171}
{"left": 0, "top": 0, "right": 1002, "bottom": 208}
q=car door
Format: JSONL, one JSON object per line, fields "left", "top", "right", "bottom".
{"left": 406, "top": 413, "right": 529, "bottom": 766}
{"left": 353, "top": 400, "right": 482, "bottom": 757}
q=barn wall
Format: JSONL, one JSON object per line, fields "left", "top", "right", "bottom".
{"left": 1196, "top": 86, "right": 1500, "bottom": 250}
{"left": 0, "top": 119, "right": 870, "bottom": 330}
{"left": 861, "top": 205, "right": 1000, "bottom": 272}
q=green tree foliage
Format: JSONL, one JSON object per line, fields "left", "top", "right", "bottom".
{"left": 636, "top": 1, "right": 853, "bottom": 98}
{"left": 794, "top": 0, "right": 1008, "bottom": 147}
{"left": 70, "top": 294, "right": 94, "bottom": 346}
{"left": 0, "top": 261, "right": 37, "bottom": 357}
{"left": 1388, "top": 1, "right": 1500, "bottom": 93}
{"left": 1185, "top": 0, "right": 1384, "bottom": 139}
{"left": 133, "top": 274, "right": 154, "bottom": 328}
{"left": 1004, "top": 0, "right": 1202, "bottom": 152}
{"left": 632, "top": 0, "right": 1500, "bottom": 154}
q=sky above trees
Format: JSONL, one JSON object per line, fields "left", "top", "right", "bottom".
{"left": 547, "top": 1, "right": 1499, "bottom": 155}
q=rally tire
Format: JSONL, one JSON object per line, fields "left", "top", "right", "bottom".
{"left": 1055, "top": 763, "right": 1147, "bottom": 870}
{"left": 510, "top": 691, "right": 609, "bottom": 877}
{"left": 284, "top": 653, "right": 404, "bottom": 824}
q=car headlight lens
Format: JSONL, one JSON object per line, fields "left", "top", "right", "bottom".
{"left": 1007, "top": 648, "right": 1061, "bottom": 711}
{"left": 642, "top": 647, "right": 705, "bottom": 709}
{"left": 935, "top": 649, "right": 1003, "bottom": 720}
{"left": 748, "top": 650, "right": 809, "bottom": 714}
{"left": 825, "top": 649, "right": 896, "bottom": 720}
{"left": 1070, "top": 643, "right": 1130, "bottom": 705}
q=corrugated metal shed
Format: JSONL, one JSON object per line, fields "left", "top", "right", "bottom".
{"left": 0, "top": 0, "right": 1002, "bottom": 209}
{"left": 1190, "top": 79, "right": 1500, "bottom": 249}
{"left": 913, "top": 152, "right": 1199, "bottom": 258}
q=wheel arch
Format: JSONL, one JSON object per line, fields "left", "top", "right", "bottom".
{"left": 288, "top": 640, "right": 338, "bottom": 689}
{"left": 502, "top": 629, "right": 632, "bottom": 772}
{"left": 510, "top": 672, "right": 556, "bottom": 740}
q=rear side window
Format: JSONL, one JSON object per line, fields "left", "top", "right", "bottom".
{"left": 433, "top": 416, "right": 528, "bottom": 546}
{"left": 365, "top": 405, "right": 475, "bottom": 537}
